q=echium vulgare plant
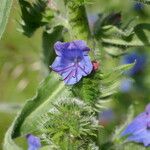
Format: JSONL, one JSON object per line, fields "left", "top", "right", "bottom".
{"left": 2, "top": 0, "right": 150, "bottom": 150}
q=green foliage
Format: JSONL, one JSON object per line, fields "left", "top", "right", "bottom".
{"left": 3, "top": 62, "right": 134, "bottom": 149}
{"left": 95, "top": 63, "right": 134, "bottom": 113}
{"left": 42, "top": 26, "right": 63, "bottom": 67}
{"left": 64, "top": 0, "right": 91, "bottom": 6}
{"left": 134, "top": 0, "right": 150, "bottom": 5}
{"left": 116, "top": 143, "right": 149, "bottom": 150}
{"left": 3, "top": 73, "right": 71, "bottom": 150}
{"left": 65, "top": 0, "right": 90, "bottom": 41}
{"left": 72, "top": 71, "right": 101, "bottom": 104}
{"left": 3, "top": 0, "right": 150, "bottom": 149}
{"left": 19, "top": 0, "right": 50, "bottom": 36}
{"left": 94, "top": 14, "right": 150, "bottom": 57}
{"left": 73, "top": 63, "right": 134, "bottom": 105}
{"left": 93, "top": 22, "right": 150, "bottom": 59}
{"left": 37, "top": 99, "right": 100, "bottom": 149}
{"left": 96, "top": 23, "right": 150, "bottom": 46}
{"left": 104, "top": 46, "right": 126, "bottom": 57}
{"left": 0, "top": 0, "right": 13, "bottom": 39}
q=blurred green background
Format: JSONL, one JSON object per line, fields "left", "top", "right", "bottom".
{"left": 0, "top": 0, "right": 150, "bottom": 149}
{"left": 0, "top": 2, "right": 44, "bottom": 149}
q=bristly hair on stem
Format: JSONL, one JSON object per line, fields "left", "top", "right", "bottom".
{"left": 64, "top": 0, "right": 91, "bottom": 41}
{"left": 36, "top": 98, "right": 100, "bottom": 150}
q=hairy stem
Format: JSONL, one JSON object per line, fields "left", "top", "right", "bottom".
{"left": 65, "top": 1, "right": 91, "bottom": 41}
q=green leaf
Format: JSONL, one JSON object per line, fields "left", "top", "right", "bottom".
{"left": 3, "top": 73, "right": 71, "bottom": 150}
{"left": 42, "top": 26, "right": 63, "bottom": 67}
{"left": 72, "top": 71, "right": 101, "bottom": 103}
{"left": 99, "top": 63, "right": 135, "bottom": 98}
{"left": 37, "top": 99, "right": 99, "bottom": 149}
{"left": 98, "top": 24, "right": 150, "bottom": 46}
{"left": 64, "top": 0, "right": 92, "bottom": 6}
{"left": 104, "top": 46, "right": 126, "bottom": 57}
{"left": 0, "top": 0, "right": 13, "bottom": 39}
{"left": 18, "top": 0, "right": 49, "bottom": 37}
{"left": 116, "top": 143, "right": 150, "bottom": 150}
{"left": 101, "top": 63, "right": 135, "bottom": 79}
{"left": 134, "top": 0, "right": 150, "bottom": 5}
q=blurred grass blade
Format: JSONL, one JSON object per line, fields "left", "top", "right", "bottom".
{"left": 0, "top": 0, "right": 13, "bottom": 39}
{"left": 3, "top": 73, "right": 70, "bottom": 150}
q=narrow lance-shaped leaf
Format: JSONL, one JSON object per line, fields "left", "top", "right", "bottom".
{"left": 98, "top": 23, "right": 150, "bottom": 46}
{"left": 104, "top": 46, "right": 126, "bottom": 57}
{"left": 99, "top": 63, "right": 135, "bottom": 98}
{"left": 0, "top": 0, "right": 13, "bottom": 39}
{"left": 3, "top": 73, "right": 71, "bottom": 150}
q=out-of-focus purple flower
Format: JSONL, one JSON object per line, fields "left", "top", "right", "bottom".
{"left": 134, "top": 2, "right": 144, "bottom": 11}
{"left": 26, "top": 134, "right": 41, "bottom": 150}
{"left": 121, "top": 104, "right": 150, "bottom": 147}
{"left": 51, "top": 40, "right": 93, "bottom": 85}
{"left": 121, "top": 52, "right": 146, "bottom": 76}
{"left": 120, "top": 78, "right": 133, "bottom": 93}
{"left": 99, "top": 109, "right": 115, "bottom": 126}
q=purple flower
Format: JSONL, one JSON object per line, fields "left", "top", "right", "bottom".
{"left": 51, "top": 40, "right": 93, "bottom": 85}
{"left": 26, "top": 134, "right": 41, "bottom": 150}
{"left": 121, "top": 52, "right": 146, "bottom": 76}
{"left": 121, "top": 104, "right": 150, "bottom": 147}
